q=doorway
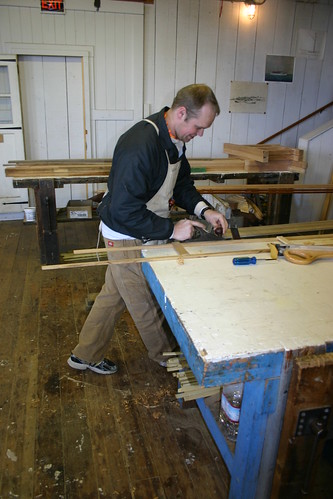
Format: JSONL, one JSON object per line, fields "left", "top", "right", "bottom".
{"left": 18, "top": 55, "right": 89, "bottom": 208}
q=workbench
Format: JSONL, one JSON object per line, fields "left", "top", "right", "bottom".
{"left": 141, "top": 241, "right": 333, "bottom": 498}
{"left": 5, "top": 159, "right": 300, "bottom": 265}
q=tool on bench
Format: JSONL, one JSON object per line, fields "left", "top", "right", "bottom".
{"left": 233, "top": 256, "right": 274, "bottom": 265}
{"left": 233, "top": 242, "right": 278, "bottom": 265}
{"left": 274, "top": 237, "right": 333, "bottom": 265}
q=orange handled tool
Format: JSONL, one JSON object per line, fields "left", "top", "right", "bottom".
{"left": 283, "top": 248, "right": 333, "bottom": 265}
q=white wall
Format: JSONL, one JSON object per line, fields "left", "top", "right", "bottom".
{"left": 0, "top": 0, "right": 144, "bottom": 159}
{"left": 291, "top": 120, "right": 333, "bottom": 222}
{"left": 0, "top": 0, "right": 332, "bottom": 161}
{"left": 144, "top": 0, "right": 333, "bottom": 158}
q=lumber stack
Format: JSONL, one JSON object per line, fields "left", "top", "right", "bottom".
{"left": 5, "top": 146, "right": 306, "bottom": 180}
{"left": 5, "top": 159, "right": 112, "bottom": 179}
{"left": 223, "top": 143, "right": 307, "bottom": 173}
{"left": 164, "top": 352, "right": 220, "bottom": 402}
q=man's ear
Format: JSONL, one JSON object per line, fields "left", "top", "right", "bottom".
{"left": 176, "top": 106, "right": 187, "bottom": 121}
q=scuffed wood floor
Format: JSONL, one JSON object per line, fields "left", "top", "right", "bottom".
{"left": 0, "top": 220, "right": 229, "bottom": 498}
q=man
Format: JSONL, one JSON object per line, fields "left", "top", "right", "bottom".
{"left": 68, "top": 84, "right": 228, "bottom": 374}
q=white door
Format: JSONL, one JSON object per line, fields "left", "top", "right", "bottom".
{"left": 18, "top": 55, "right": 88, "bottom": 208}
{"left": 0, "top": 57, "right": 27, "bottom": 217}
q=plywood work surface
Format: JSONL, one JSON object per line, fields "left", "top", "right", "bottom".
{"left": 143, "top": 242, "right": 333, "bottom": 363}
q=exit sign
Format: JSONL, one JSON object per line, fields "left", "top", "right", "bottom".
{"left": 41, "top": 1, "right": 64, "bottom": 13}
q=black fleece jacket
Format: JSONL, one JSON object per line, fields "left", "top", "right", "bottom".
{"left": 98, "top": 107, "right": 206, "bottom": 240}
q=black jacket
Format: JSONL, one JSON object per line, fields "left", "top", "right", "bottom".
{"left": 98, "top": 107, "right": 205, "bottom": 240}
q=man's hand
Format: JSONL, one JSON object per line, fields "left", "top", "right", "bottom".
{"left": 172, "top": 219, "right": 206, "bottom": 241}
{"left": 202, "top": 209, "right": 228, "bottom": 235}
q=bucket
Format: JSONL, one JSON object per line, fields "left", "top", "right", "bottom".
{"left": 23, "top": 207, "right": 36, "bottom": 223}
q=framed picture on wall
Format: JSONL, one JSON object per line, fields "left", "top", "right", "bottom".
{"left": 229, "top": 81, "right": 268, "bottom": 114}
{"left": 265, "top": 55, "right": 294, "bottom": 83}
{"left": 296, "top": 29, "right": 326, "bottom": 60}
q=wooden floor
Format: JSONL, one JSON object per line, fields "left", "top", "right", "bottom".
{"left": 0, "top": 220, "right": 230, "bottom": 498}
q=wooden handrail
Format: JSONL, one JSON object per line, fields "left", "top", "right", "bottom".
{"left": 258, "top": 101, "right": 333, "bottom": 144}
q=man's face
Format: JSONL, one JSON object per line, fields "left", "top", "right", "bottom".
{"left": 174, "top": 103, "right": 217, "bottom": 143}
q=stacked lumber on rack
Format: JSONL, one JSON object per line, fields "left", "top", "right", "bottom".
{"left": 5, "top": 159, "right": 112, "bottom": 179}
{"left": 164, "top": 353, "right": 221, "bottom": 402}
{"left": 5, "top": 146, "right": 306, "bottom": 180}
{"left": 223, "top": 143, "right": 307, "bottom": 173}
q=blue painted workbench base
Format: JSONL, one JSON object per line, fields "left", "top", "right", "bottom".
{"left": 142, "top": 261, "right": 287, "bottom": 498}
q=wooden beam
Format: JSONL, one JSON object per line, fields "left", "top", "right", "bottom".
{"left": 224, "top": 143, "right": 269, "bottom": 162}
{"left": 197, "top": 184, "right": 333, "bottom": 194}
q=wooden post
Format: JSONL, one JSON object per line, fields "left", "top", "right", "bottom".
{"left": 320, "top": 170, "right": 333, "bottom": 221}
{"left": 34, "top": 179, "right": 60, "bottom": 265}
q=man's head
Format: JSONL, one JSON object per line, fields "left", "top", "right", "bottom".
{"left": 171, "top": 84, "right": 220, "bottom": 119}
{"left": 168, "top": 84, "right": 220, "bottom": 143}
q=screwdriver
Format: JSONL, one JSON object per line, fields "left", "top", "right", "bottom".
{"left": 233, "top": 257, "right": 257, "bottom": 265}
{"left": 232, "top": 256, "right": 274, "bottom": 265}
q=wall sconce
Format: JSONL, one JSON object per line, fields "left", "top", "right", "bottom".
{"left": 245, "top": 3, "right": 256, "bottom": 20}
{"left": 219, "top": 0, "right": 266, "bottom": 20}
{"left": 244, "top": 1, "right": 266, "bottom": 21}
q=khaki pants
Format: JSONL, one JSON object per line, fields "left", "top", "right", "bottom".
{"left": 72, "top": 238, "right": 176, "bottom": 364}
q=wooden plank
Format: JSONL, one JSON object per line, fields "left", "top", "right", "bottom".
{"left": 245, "top": 159, "right": 307, "bottom": 173}
{"left": 237, "top": 220, "right": 333, "bottom": 238}
{"left": 247, "top": 145, "right": 304, "bottom": 161}
{"left": 171, "top": 241, "right": 190, "bottom": 264}
{"left": 224, "top": 143, "right": 269, "bottom": 162}
{"left": 197, "top": 184, "right": 333, "bottom": 194}
{"left": 190, "top": 158, "right": 245, "bottom": 170}
{"left": 10, "top": 159, "right": 111, "bottom": 165}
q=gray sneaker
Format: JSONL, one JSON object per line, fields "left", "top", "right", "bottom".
{"left": 67, "top": 354, "right": 118, "bottom": 375}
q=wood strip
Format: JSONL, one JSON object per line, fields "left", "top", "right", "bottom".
{"left": 72, "top": 227, "right": 333, "bottom": 253}
{"left": 45, "top": 229, "right": 333, "bottom": 270}
{"left": 237, "top": 220, "right": 333, "bottom": 238}
{"left": 171, "top": 241, "right": 190, "bottom": 264}
{"left": 197, "top": 184, "right": 333, "bottom": 194}
{"left": 42, "top": 247, "right": 273, "bottom": 271}
{"left": 9, "top": 159, "right": 112, "bottom": 165}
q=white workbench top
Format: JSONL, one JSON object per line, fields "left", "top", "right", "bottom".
{"left": 143, "top": 241, "right": 333, "bottom": 363}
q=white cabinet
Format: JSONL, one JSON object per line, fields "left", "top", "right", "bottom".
{"left": 0, "top": 56, "right": 26, "bottom": 217}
